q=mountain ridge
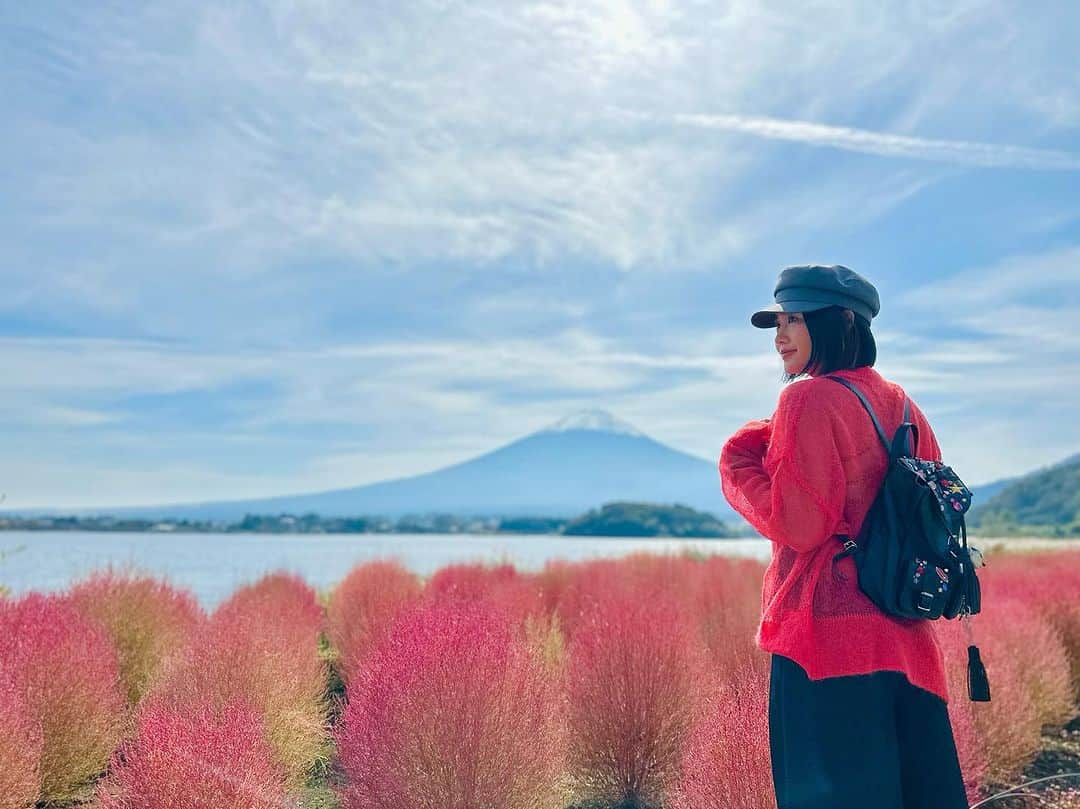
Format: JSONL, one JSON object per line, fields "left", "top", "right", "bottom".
{"left": 10, "top": 409, "right": 1074, "bottom": 535}
{"left": 968, "top": 451, "right": 1080, "bottom": 535}
{"left": 4, "top": 410, "right": 737, "bottom": 524}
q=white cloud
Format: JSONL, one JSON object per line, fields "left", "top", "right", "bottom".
{"left": 879, "top": 245, "right": 1080, "bottom": 482}
{"left": 0, "top": 453, "right": 312, "bottom": 511}
{"left": 9, "top": 0, "right": 1075, "bottom": 285}
{"left": 899, "top": 244, "right": 1080, "bottom": 310}
{"left": 3, "top": 0, "right": 1079, "bottom": 507}
{"left": 631, "top": 111, "right": 1080, "bottom": 170}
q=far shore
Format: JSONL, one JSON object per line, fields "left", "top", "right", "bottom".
{"left": 972, "top": 536, "right": 1080, "bottom": 553}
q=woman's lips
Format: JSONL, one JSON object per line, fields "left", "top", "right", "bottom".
{"left": 780, "top": 349, "right": 795, "bottom": 358}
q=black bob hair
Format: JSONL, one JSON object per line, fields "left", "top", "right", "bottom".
{"left": 781, "top": 305, "right": 877, "bottom": 383}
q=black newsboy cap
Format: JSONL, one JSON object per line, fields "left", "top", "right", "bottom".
{"left": 751, "top": 264, "right": 880, "bottom": 328}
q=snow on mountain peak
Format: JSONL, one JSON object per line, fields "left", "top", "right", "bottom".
{"left": 541, "top": 409, "right": 644, "bottom": 437}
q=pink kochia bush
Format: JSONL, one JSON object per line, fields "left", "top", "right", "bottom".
{"left": 216, "top": 570, "right": 325, "bottom": 638}
{"left": 545, "top": 556, "right": 641, "bottom": 640}
{"left": 978, "top": 549, "right": 1080, "bottom": 699}
{"left": 326, "top": 559, "right": 422, "bottom": 684}
{"left": 565, "top": 592, "right": 708, "bottom": 808}
{"left": 936, "top": 621, "right": 989, "bottom": 806}
{"left": 938, "top": 593, "right": 1074, "bottom": 790}
{"left": 95, "top": 700, "right": 289, "bottom": 809}
{"left": 424, "top": 560, "right": 522, "bottom": 602}
{"left": 684, "top": 555, "right": 768, "bottom": 682}
{"left": 980, "top": 597, "right": 1074, "bottom": 728}
{"left": 67, "top": 568, "right": 204, "bottom": 705}
{"left": 0, "top": 593, "right": 128, "bottom": 802}
{"left": 149, "top": 572, "right": 329, "bottom": 791}
{"left": 544, "top": 551, "right": 729, "bottom": 643}
{"left": 335, "top": 599, "right": 567, "bottom": 809}
{"left": 423, "top": 562, "right": 562, "bottom": 672}
{"left": 672, "top": 655, "right": 776, "bottom": 809}
{"left": 423, "top": 561, "right": 548, "bottom": 626}
{"left": 0, "top": 676, "right": 42, "bottom": 809}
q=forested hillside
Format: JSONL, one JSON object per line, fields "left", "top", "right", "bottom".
{"left": 969, "top": 456, "right": 1080, "bottom": 536}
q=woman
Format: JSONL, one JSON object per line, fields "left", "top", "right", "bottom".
{"left": 719, "top": 264, "right": 970, "bottom": 809}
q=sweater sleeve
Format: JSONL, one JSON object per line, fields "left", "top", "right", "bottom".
{"left": 719, "top": 383, "right": 848, "bottom": 553}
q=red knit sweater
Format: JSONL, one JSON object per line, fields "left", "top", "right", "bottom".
{"left": 719, "top": 365, "right": 951, "bottom": 704}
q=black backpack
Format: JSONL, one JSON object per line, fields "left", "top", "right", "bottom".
{"left": 825, "top": 375, "right": 990, "bottom": 701}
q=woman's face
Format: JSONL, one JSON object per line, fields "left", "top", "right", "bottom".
{"left": 774, "top": 312, "right": 812, "bottom": 375}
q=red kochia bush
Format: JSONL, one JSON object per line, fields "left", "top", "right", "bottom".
{"left": 936, "top": 622, "right": 988, "bottom": 806}
{"left": 672, "top": 655, "right": 776, "bottom": 809}
{"left": 565, "top": 591, "right": 708, "bottom": 808}
{"left": 68, "top": 568, "right": 204, "bottom": 704}
{"left": 991, "top": 597, "right": 1074, "bottom": 727}
{"left": 423, "top": 561, "right": 548, "bottom": 627}
{"left": 544, "top": 552, "right": 714, "bottom": 643}
{"left": 0, "top": 593, "right": 128, "bottom": 802}
{"left": 215, "top": 570, "right": 324, "bottom": 643}
{"left": 545, "top": 556, "right": 639, "bottom": 640}
{"left": 978, "top": 549, "right": 1080, "bottom": 700}
{"left": 938, "top": 604, "right": 1046, "bottom": 788}
{"left": 0, "top": 676, "right": 42, "bottom": 809}
{"left": 335, "top": 599, "right": 567, "bottom": 809}
{"left": 618, "top": 551, "right": 708, "bottom": 597}
{"left": 94, "top": 700, "right": 289, "bottom": 809}
{"left": 326, "top": 559, "right": 422, "bottom": 684}
{"left": 684, "top": 555, "right": 768, "bottom": 683}
{"left": 424, "top": 560, "right": 521, "bottom": 602}
{"left": 150, "top": 572, "right": 329, "bottom": 791}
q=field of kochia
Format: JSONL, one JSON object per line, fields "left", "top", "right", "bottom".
{"left": 1, "top": 548, "right": 1078, "bottom": 808}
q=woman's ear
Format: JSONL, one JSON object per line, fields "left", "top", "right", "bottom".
{"left": 844, "top": 308, "right": 854, "bottom": 324}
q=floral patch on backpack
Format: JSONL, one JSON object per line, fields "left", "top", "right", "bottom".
{"left": 898, "top": 458, "right": 973, "bottom": 544}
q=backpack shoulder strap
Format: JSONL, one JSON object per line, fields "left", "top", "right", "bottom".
{"left": 891, "top": 397, "right": 918, "bottom": 458}
{"left": 824, "top": 375, "right": 890, "bottom": 454}
{"left": 828, "top": 376, "right": 919, "bottom": 458}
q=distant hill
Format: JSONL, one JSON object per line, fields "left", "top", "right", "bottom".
{"left": 969, "top": 451, "right": 1080, "bottom": 504}
{"left": 9, "top": 409, "right": 741, "bottom": 526}
{"left": 562, "top": 501, "right": 736, "bottom": 537}
{"left": 968, "top": 452, "right": 1080, "bottom": 537}
{"left": 968, "top": 475, "right": 1022, "bottom": 504}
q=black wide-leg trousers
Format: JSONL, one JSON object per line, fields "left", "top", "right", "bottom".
{"left": 768, "top": 653, "right": 970, "bottom": 809}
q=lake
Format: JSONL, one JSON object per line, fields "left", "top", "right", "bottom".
{"left": 0, "top": 531, "right": 773, "bottom": 609}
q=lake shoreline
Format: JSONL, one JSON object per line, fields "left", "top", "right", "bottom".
{"left": 2, "top": 531, "right": 1076, "bottom": 611}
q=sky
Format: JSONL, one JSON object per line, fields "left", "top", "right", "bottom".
{"left": 1, "top": 1, "right": 1078, "bottom": 510}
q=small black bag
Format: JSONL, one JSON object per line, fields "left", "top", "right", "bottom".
{"left": 825, "top": 375, "right": 990, "bottom": 701}
{"left": 825, "top": 375, "right": 980, "bottom": 619}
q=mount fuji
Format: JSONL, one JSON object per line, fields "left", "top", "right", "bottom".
{"left": 39, "top": 409, "right": 741, "bottom": 524}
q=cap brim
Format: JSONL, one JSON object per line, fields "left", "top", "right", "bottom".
{"left": 750, "top": 300, "right": 831, "bottom": 328}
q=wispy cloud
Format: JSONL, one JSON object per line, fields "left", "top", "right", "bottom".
{"left": 7, "top": 0, "right": 1076, "bottom": 283}
{"left": 881, "top": 245, "right": 1080, "bottom": 480}
{"left": 898, "top": 243, "right": 1080, "bottom": 310}
{"left": 622, "top": 110, "right": 1080, "bottom": 170}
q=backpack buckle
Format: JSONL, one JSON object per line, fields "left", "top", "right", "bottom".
{"left": 833, "top": 537, "right": 858, "bottom": 562}
{"left": 917, "top": 592, "right": 935, "bottom": 612}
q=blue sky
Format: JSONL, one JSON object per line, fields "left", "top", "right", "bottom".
{"left": 1, "top": 1, "right": 1078, "bottom": 509}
